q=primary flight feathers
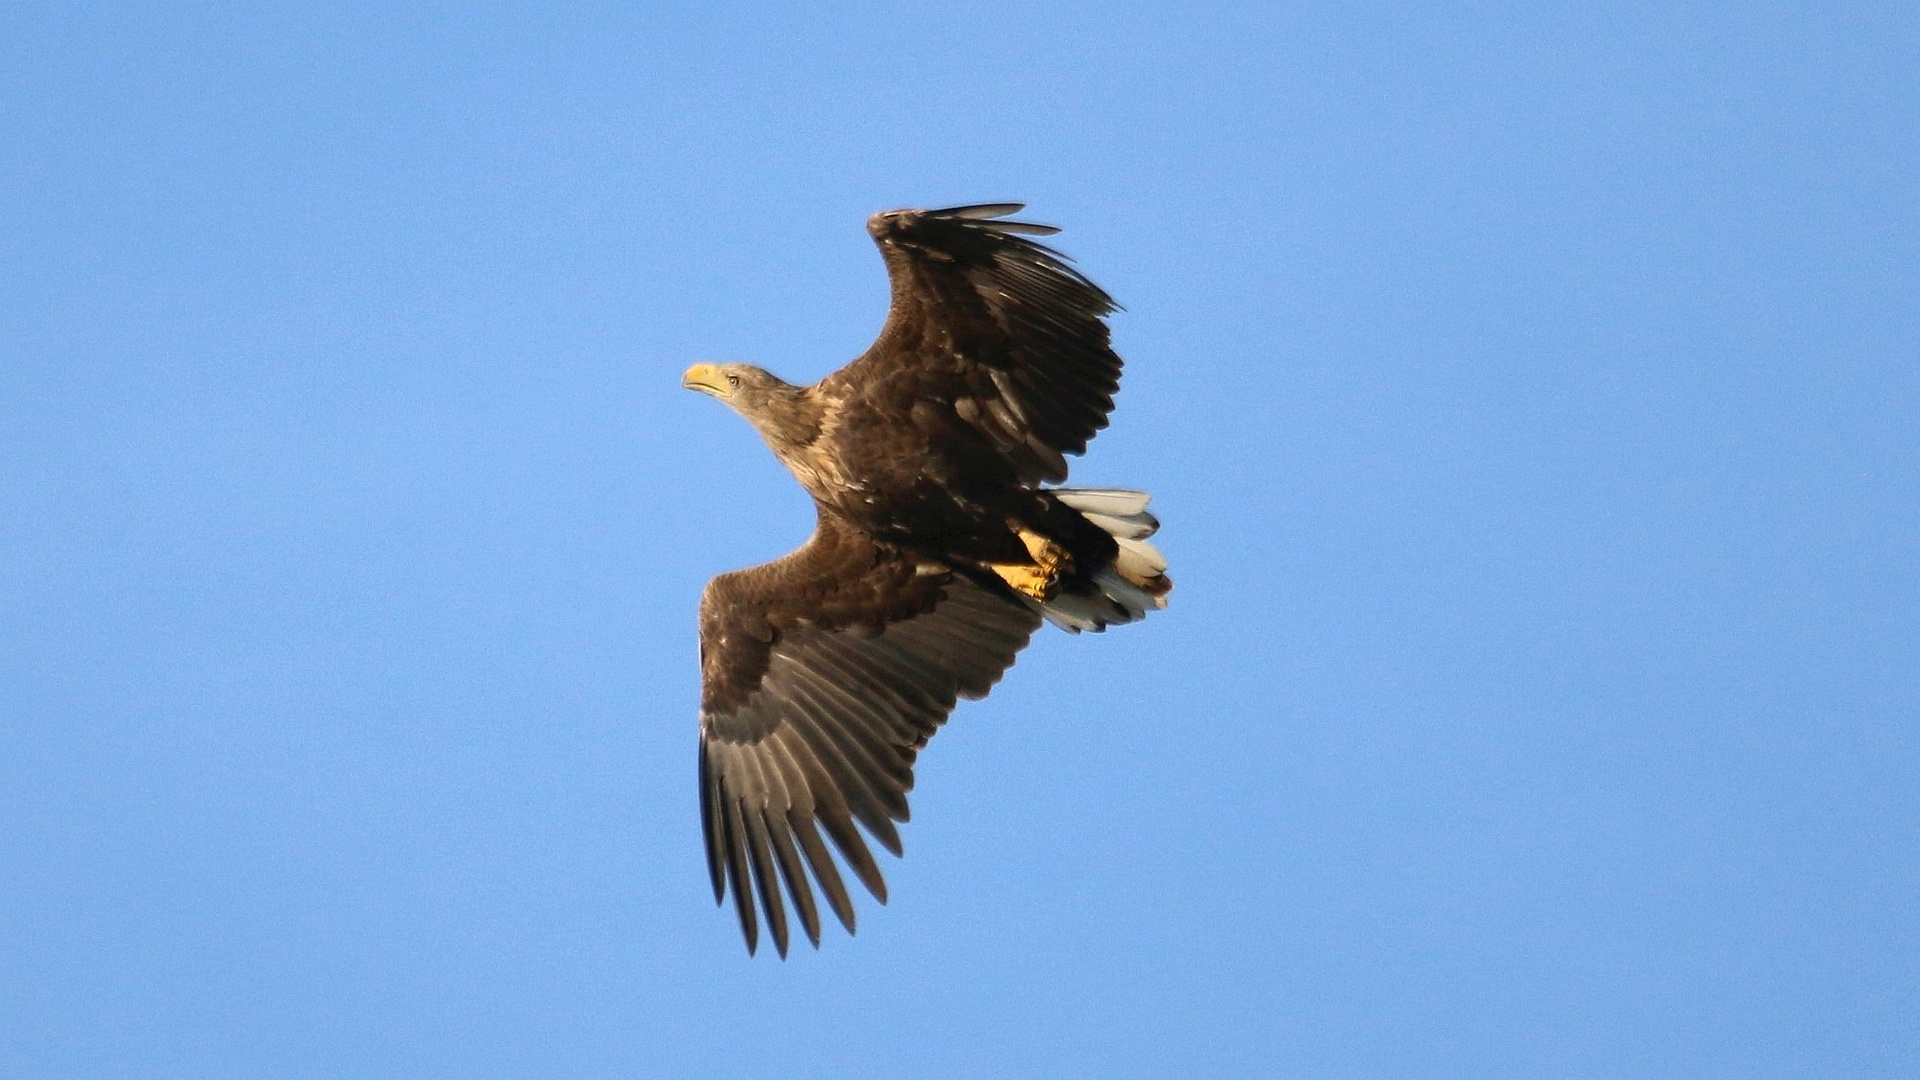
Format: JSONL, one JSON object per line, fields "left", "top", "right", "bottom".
{"left": 683, "top": 204, "right": 1170, "bottom": 955}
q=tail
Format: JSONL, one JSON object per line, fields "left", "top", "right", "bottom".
{"left": 1035, "top": 488, "right": 1172, "bottom": 633}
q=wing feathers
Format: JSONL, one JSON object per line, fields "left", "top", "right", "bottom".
{"left": 791, "top": 811, "right": 857, "bottom": 933}
{"left": 699, "top": 741, "right": 726, "bottom": 901}
{"left": 699, "top": 521, "right": 1040, "bottom": 953}
{"left": 721, "top": 792, "right": 759, "bottom": 954}
{"left": 782, "top": 696, "right": 909, "bottom": 842}
{"left": 741, "top": 806, "right": 789, "bottom": 957}
{"left": 837, "top": 204, "right": 1124, "bottom": 485}
{"left": 982, "top": 220, "right": 1062, "bottom": 236}
{"left": 933, "top": 203, "right": 1063, "bottom": 236}
{"left": 763, "top": 805, "right": 822, "bottom": 948}
{"left": 942, "top": 202, "right": 1027, "bottom": 220}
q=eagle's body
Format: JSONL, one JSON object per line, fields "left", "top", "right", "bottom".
{"left": 684, "top": 205, "right": 1170, "bottom": 955}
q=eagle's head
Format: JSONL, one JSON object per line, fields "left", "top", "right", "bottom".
{"left": 682, "top": 362, "right": 787, "bottom": 407}
{"left": 682, "top": 362, "right": 818, "bottom": 449}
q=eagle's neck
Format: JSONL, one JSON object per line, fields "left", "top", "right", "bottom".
{"left": 742, "top": 383, "right": 820, "bottom": 445}
{"left": 742, "top": 384, "right": 829, "bottom": 485}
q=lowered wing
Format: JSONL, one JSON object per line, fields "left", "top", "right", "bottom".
{"left": 697, "top": 510, "right": 1041, "bottom": 955}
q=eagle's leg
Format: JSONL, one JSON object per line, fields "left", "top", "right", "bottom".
{"left": 988, "top": 524, "right": 1074, "bottom": 601}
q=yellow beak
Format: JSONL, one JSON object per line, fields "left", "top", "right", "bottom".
{"left": 682, "top": 363, "right": 732, "bottom": 397}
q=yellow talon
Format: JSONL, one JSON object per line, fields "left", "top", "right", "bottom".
{"left": 990, "top": 562, "right": 1056, "bottom": 600}
{"left": 990, "top": 526, "right": 1073, "bottom": 601}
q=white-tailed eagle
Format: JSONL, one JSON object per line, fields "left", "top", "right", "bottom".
{"left": 683, "top": 204, "right": 1170, "bottom": 955}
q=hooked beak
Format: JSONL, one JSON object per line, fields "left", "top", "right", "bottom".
{"left": 682, "top": 362, "right": 732, "bottom": 397}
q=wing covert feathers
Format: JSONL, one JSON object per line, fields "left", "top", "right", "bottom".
{"left": 697, "top": 514, "right": 1040, "bottom": 955}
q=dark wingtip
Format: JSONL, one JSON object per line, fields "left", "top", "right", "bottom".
{"left": 699, "top": 743, "right": 727, "bottom": 903}
{"left": 743, "top": 813, "right": 791, "bottom": 960}
{"left": 933, "top": 202, "right": 1026, "bottom": 219}
{"left": 984, "top": 220, "right": 1061, "bottom": 236}
{"left": 868, "top": 814, "right": 904, "bottom": 857}
{"left": 722, "top": 798, "right": 760, "bottom": 954}
{"left": 936, "top": 202, "right": 1060, "bottom": 235}
{"left": 792, "top": 815, "right": 859, "bottom": 935}
{"left": 869, "top": 202, "right": 1060, "bottom": 240}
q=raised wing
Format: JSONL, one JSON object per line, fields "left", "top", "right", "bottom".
{"left": 824, "top": 203, "right": 1123, "bottom": 485}
{"left": 697, "top": 510, "right": 1041, "bottom": 956}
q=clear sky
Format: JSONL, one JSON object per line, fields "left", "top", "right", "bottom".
{"left": 3, "top": 3, "right": 1915, "bottom": 1077}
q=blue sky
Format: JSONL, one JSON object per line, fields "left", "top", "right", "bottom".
{"left": 3, "top": 3, "right": 1915, "bottom": 1077}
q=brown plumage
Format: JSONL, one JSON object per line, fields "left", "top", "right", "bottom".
{"left": 683, "top": 204, "right": 1171, "bottom": 956}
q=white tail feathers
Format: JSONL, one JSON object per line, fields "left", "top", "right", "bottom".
{"left": 1037, "top": 488, "right": 1172, "bottom": 633}
{"left": 1053, "top": 488, "right": 1152, "bottom": 519}
{"left": 1113, "top": 535, "right": 1168, "bottom": 582}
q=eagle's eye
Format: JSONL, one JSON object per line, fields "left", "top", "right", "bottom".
{"left": 726, "top": 374, "right": 742, "bottom": 389}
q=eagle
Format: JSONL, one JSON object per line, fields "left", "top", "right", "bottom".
{"left": 682, "top": 204, "right": 1171, "bottom": 956}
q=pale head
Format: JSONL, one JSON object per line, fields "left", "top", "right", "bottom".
{"left": 681, "top": 362, "right": 818, "bottom": 452}
{"left": 681, "top": 362, "right": 792, "bottom": 409}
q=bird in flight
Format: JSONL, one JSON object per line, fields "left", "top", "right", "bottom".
{"left": 683, "top": 204, "right": 1170, "bottom": 955}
